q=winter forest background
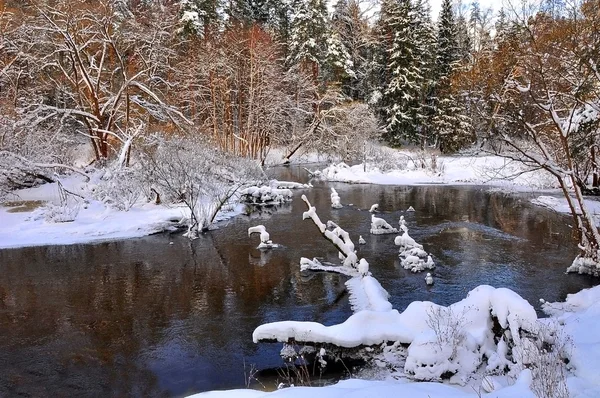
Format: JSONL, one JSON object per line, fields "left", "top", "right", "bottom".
{"left": 1, "top": 0, "right": 599, "bottom": 261}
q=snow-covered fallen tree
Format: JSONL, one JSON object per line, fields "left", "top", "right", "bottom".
{"left": 253, "top": 200, "right": 570, "bottom": 393}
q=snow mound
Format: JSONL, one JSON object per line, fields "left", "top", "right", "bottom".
{"left": 370, "top": 214, "right": 398, "bottom": 235}
{"left": 240, "top": 185, "right": 293, "bottom": 205}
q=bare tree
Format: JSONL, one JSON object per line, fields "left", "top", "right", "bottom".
{"left": 487, "top": 2, "right": 600, "bottom": 274}
{"left": 12, "top": 0, "right": 190, "bottom": 163}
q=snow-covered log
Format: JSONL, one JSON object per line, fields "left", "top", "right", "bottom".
{"left": 301, "top": 195, "right": 359, "bottom": 268}
{"left": 248, "top": 225, "right": 277, "bottom": 249}
{"left": 269, "top": 180, "right": 312, "bottom": 190}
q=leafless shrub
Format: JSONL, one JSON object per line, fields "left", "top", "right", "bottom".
{"left": 243, "top": 360, "right": 265, "bottom": 390}
{"left": 30, "top": 180, "right": 82, "bottom": 223}
{"left": 426, "top": 306, "right": 468, "bottom": 360}
{"left": 513, "top": 322, "right": 571, "bottom": 398}
{"left": 143, "top": 136, "right": 263, "bottom": 237}
{"left": 91, "top": 167, "right": 144, "bottom": 211}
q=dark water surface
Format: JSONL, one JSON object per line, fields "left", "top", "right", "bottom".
{"left": 0, "top": 167, "right": 596, "bottom": 397}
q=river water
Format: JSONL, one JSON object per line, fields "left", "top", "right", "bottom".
{"left": 0, "top": 167, "right": 596, "bottom": 397}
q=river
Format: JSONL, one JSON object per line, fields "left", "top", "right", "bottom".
{"left": 0, "top": 166, "right": 596, "bottom": 396}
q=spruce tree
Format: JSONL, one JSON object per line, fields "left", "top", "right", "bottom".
{"left": 413, "top": 0, "right": 437, "bottom": 146}
{"left": 381, "top": 0, "right": 423, "bottom": 145}
{"left": 432, "top": 0, "right": 473, "bottom": 152}
{"left": 178, "top": 0, "right": 222, "bottom": 37}
{"left": 287, "top": 0, "right": 330, "bottom": 83}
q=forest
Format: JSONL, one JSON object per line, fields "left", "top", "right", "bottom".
{"left": 1, "top": 0, "right": 599, "bottom": 261}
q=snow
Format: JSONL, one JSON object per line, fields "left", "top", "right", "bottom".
{"left": 313, "top": 155, "right": 559, "bottom": 189}
{"left": 0, "top": 200, "right": 191, "bottom": 249}
{"left": 541, "top": 285, "right": 600, "bottom": 395}
{"left": 369, "top": 214, "right": 398, "bottom": 235}
{"left": 0, "top": 174, "right": 241, "bottom": 249}
{"left": 190, "top": 376, "right": 536, "bottom": 397}
{"left": 229, "top": 281, "right": 597, "bottom": 398}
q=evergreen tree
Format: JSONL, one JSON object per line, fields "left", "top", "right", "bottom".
{"left": 381, "top": 0, "right": 423, "bottom": 145}
{"left": 413, "top": 0, "right": 437, "bottom": 146}
{"left": 266, "top": 0, "right": 294, "bottom": 57}
{"left": 225, "top": 0, "right": 270, "bottom": 26}
{"left": 177, "top": 0, "right": 222, "bottom": 37}
{"left": 287, "top": 0, "right": 330, "bottom": 83}
{"left": 328, "top": 0, "right": 362, "bottom": 96}
{"left": 494, "top": 7, "right": 509, "bottom": 45}
{"left": 455, "top": 14, "right": 472, "bottom": 62}
{"left": 432, "top": 0, "right": 473, "bottom": 152}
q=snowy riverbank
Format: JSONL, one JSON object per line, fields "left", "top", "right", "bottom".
{"left": 194, "top": 283, "right": 600, "bottom": 398}
{"left": 0, "top": 174, "right": 245, "bottom": 249}
{"left": 312, "top": 154, "right": 600, "bottom": 226}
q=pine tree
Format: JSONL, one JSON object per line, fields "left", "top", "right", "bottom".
{"left": 381, "top": 0, "right": 423, "bottom": 145}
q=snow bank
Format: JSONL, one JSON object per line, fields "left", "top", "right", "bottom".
{"left": 542, "top": 285, "right": 600, "bottom": 388}
{"left": 0, "top": 173, "right": 244, "bottom": 249}
{"left": 314, "top": 156, "right": 558, "bottom": 189}
{"left": 190, "top": 375, "right": 536, "bottom": 397}
{"left": 254, "top": 285, "right": 542, "bottom": 382}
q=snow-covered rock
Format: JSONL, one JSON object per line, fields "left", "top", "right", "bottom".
{"left": 425, "top": 273, "right": 433, "bottom": 285}
{"left": 330, "top": 187, "right": 342, "bottom": 209}
{"left": 394, "top": 231, "right": 423, "bottom": 250}
{"left": 370, "top": 214, "right": 398, "bottom": 235}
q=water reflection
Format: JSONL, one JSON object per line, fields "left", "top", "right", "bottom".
{"left": 0, "top": 174, "right": 596, "bottom": 396}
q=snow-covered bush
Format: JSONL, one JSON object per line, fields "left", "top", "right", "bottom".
{"left": 29, "top": 181, "right": 82, "bottom": 223}
{"left": 90, "top": 166, "right": 144, "bottom": 211}
{"left": 511, "top": 322, "right": 571, "bottom": 398}
{"left": 143, "top": 136, "right": 263, "bottom": 237}
{"left": 364, "top": 144, "right": 409, "bottom": 172}
{"left": 240, "top": 186, "right": 293, "bottom": 205}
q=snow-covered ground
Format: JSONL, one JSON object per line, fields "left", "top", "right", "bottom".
{"left": 0, "top": 175, "right": 244, "bottom": 249}
{"left": 312, "top": 154, "right": 558, "bottom": 189}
